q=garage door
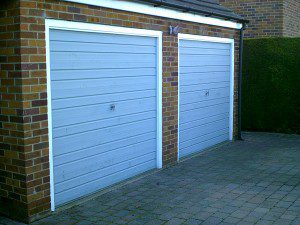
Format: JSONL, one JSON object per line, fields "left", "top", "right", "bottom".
{"left": 179, "top": 36, "right": 233, "bottom": 158}
{"left": 49, "top": 27, "right": 161, "bottom": 206}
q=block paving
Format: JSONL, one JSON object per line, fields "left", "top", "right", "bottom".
{"left": 1, "top": 132, "right": 299, "bottom": 225}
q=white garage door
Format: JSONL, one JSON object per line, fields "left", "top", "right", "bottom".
{"left": 48, "top": 25, "right": 161, "bottom": 207}
{"left": 179, "top": 35, "right": 233, "bottom": 158}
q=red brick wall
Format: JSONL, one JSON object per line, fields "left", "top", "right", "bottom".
{"left": 283, "top": 0, "right": 300, "bottom": 37}
{"left": 0, "top": 0, "right": 240, "bottom": 222}
{"left": 219, "top": 0, "right": 300, "bottom": 38}
{"left": 219, "top": 0, "right": 284, "bottom": 38}
{"left": 0, "top": 0, "right": 31, "bottom": 221}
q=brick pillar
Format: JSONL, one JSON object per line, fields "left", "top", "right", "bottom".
{"left": 0, "top": 0, "right": 30, "bottom": 222}
{"left": 162, "top": 35, "right": 178, "bottom": 165}
{"left": 0, "top": 0, "right": 51, "bottom": 222}
{"left": 18, "top": 0, "right": 51, "bottom": 221}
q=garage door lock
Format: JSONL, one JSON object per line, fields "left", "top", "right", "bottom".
{"left": 110, "top": 104, "right": 116, "bottom": 111}
{"left": 205, "top": 90, "right": 210, "bottom": 97}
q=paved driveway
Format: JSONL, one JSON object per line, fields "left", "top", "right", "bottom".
{"left": 1, "top": 132, "right": 300, "bottom": 225}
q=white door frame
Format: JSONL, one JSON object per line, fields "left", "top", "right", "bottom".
{"left": 45, "top": 19, "right": 163, "bottom": 211}
{"left": 177, "top": 33, "right": 235, "bottom": 160}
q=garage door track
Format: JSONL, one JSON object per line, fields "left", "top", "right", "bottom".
{"left": 1, "top": 132, "right": 300, "bottom": 225}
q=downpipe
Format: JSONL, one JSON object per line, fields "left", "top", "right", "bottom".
{"left": 238, "top": 23, "right": 246, "bottom": 140}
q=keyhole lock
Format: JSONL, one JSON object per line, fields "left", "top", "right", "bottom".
{"left": 205, "top": 90, "right": 210, "bottom": 97}
{"left": 110, "top": 104, "right": 116, "bottom": 111}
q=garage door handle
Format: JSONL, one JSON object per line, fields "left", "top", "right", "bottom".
{"left": 110, "top": 104, "right": 116, "bottom": 111}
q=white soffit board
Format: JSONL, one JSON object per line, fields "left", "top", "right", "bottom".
{"left": 63, "top": 0, "right": 243, "bottom": 29}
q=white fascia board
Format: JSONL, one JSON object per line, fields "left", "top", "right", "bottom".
{"left": 63, "top": 0, "right": 243, "bottom": 29}
{"left": 178, "top": 33, "right": 234, "bottom": 43}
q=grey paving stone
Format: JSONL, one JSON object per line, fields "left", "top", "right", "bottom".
{"left": 75, "top": 220, "right": 94, "bottom": 225}
{"left": 253, "top": 207, "right": 269, "bottom": 214}
{"left": 290, "top": 217, "right": 300, "bottom": 225}
{"left": 242, "top": 215, "right": 261, "bottom": 223}
{"left": 164, "top": 218, "right": 186, "bottom": 225}
{"left": 255, "top": 219, "right": 274, "bottom": 225}
{"left": 272, "top": 218, "right": 294, "bottom": 225}
{"left": 223, "top": 216, "right": 241, "bottom": 224}
{"left": 262, "top": 211, "right": 283, "bottom": 221}
{"left": 212, "top": 212, "right": 230, "bottom": 219}
{"left": 144, "top": 219, "right": 166, "bottom": 225}
{"left": 202, "top": 216, "right": 223, "bottom": 225}
{"left": 193, "top": 211, "right": 213, "bottom": 221}
{"left": 230, "top": 210, "right": 250, "bottom": 219}
{"left": 1, "top": 132, "right": 299, "bottom": 225}
{"left": 280, "top": 213, "right": 297, "bottom": 221}
{"left": 236, "top": 220, "right": 255, "bottom": 225}
{"left": 183, "top": 218, "right": 203, "bottom": 225}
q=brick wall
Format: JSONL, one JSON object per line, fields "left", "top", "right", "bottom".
{"left": 0, "top": 0, "right": 240, "bottom": 222}
{"left": 283, "top": 0, "right": 300, "bottom": 37}
{"left": 219, "top": 0, "right": 300, "bottom": 38}
{"left": 219, "top": 0, "right": 284, "bottom": 38}
{"left": 0, "top": 0, "right": 31, "bottom": 221}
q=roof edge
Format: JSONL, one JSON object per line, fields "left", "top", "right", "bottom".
{"left": 134, "top": 0, "right": 248, "bottom": 23}
{"left": 62, "top": 0, "right": 245, "bottom": 29}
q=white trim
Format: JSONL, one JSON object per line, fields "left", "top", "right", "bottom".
{"left": 177, "top": 38, "right": 181, "bottom": 161}
{"left": 177, "top": 34, "right": 235, "bottom": 160}
{"left": 45, "top": 20, "right": 55, "bottom": 212}
{"left": 45, "top": 19, "right": 163, "bottom": 211}
{"left": 229, "top": 40, "right": 235, "bottom": 141}
{"left": 63, "top": 0, "right": 242, "bottom": 30}
{"left": 45, "top": 19, "right": 162, "bottom": 37}
{"left": 157, "top": 33, "right": 163, "bottom": 169}
{"left": 178, "top": 33, "right": 235, "bottom": 44}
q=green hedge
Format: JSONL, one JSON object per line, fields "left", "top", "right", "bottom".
{"left": 242, "top": 38, "right": 300, "bottom": 134}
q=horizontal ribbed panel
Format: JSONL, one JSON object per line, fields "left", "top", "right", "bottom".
{"left": 50, "top": 29, "right": 158, "bottom": 206}
{"left": 179, "top": 39, "right": 231, "bottom": 158}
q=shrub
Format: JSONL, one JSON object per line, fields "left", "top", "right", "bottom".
{"left": 242, "top": 38, "right": 300, "bottom": 134}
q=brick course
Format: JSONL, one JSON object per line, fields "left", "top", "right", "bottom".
{"left": 219, "top": 0, "right": 300, "bottom": 38}
{"left": 0, "top": 0, "right": 240, "bottom": 222}
{"left": 283, "top": 0, "right": 300, "bottom": 37}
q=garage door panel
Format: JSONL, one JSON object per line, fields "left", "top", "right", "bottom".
{"left": 51, "top": 51, "right": 155, "bottom": 63}
{"left": 52, "top": 97, "right": 156, "bottom": 128}
{"left": 180, "top": 72, "right": 230, "bottom": 85}
{"left": 180, "top": 118, "right": 228, "bottom": 142}
{"left": 55, "top": 156, "right": 156, "bottom": 206}
{"left": 180, "top": 127, "right": 229, "bottom": 150}
{"left": 180, "top": 113, "right": 229, "bottom": 131}
{"left": 179, "top": 38, "right": 231, "bottom": 158}
{"left": 179, "top": 40, "right": 231, "bottom": 50}
{"left": 181, "top": 65, "right": 230, "bottom": 74}
{"left": 180, "top": 82, "right": 229, "bottom": 93}
{"left": 53, "top": 111, "right": 156, "bottom": 138}
{"left": 180, "top": 103, "right": 229, "bottom": 124}
{"left": 51, "top": 59, "right": 155, "bottom": 70}
{"left": 181, "top": 87, "right": 230, "bottom": 105}
{"left": 51, "top": 68, "right": 156, "bottom": 81}
{"left": 53, "top": 118, "right": 156, "bottom": 155}
{"left": 51, "top": 76, "right": 156, "bottom": 99}
{"left": 180, "top": 48, "right": 230, "bottom": 56}
{"left": 50, "top": 41, "right": 156, "bottom": 54}
{"left": 52, "top": 90, "right": 156, "bottom": 110}
{"left": 180, "top": 97, "right": 230, "bottom": 112}
{"left": 50, "top": 28, "right": 159, "bottom": 206}
{"left": 180, "top": 55, "right": 230, "bottom": 67}
{"left": 54, "top": 139, "right": 156, "bottom": 184}
{"left": 180, "top": 133, "right": 229, "bottom": 157}
{"left": 54, "top": 131, "right": 156, "bottom": 166}
{"left": 50, "top": 29, "right": 157, "bottom": 46}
